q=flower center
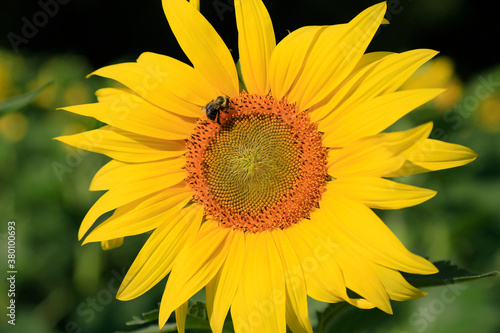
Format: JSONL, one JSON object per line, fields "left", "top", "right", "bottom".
{"left": 205, "top": 114, "right": 300, "bottom": 214}
{"left": 185, "top": 92, "right": 328, "bottom": 232}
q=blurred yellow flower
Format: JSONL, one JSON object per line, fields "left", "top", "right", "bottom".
{"left": 401, "top": 56, "right": 463, "bottom": 111}
{"left": 59, "top": 122, "right": 89, "bottom": 137}
{"left": 30, "top": 55, "right": 94, "bottom": 109}
{"left": 477, "top": 92, "right": 500, "bottom": 132}
{"left": 0, "top": 50, "right": 27, "bottom": 100}
{"left": 0, "top": 112, "right": 28, "bottom": 142}
{"left": 62, "top": 81, "right": 93, "bottom": 106}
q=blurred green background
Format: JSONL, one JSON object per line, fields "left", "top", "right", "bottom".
{"left": 0, "top": 0, "right": 499, "bottom": 332}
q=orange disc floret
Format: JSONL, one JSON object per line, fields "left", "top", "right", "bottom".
{"left": 185, "top": 92, "right": 328, "bottom": 232}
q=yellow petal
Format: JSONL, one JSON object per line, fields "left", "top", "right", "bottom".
{"left": 288, "top": 3, "right": 386, "bottom": 110}
{"left": 316, "top": 194, "right": 438, "bottom": 275}
{"left": 312, "top": 49, "right": 439, "bottom": 123}
{"left": 206, "top": 230, "right": 246, "bottom": 333}
{"left": 321, "top": 89, "right": 443, "bottom": 147}
{"left": 55, "top": 126, "right": 186, "bottom": 163}
{"left": 83, "top": 184, "right": 192, "bottom": 243}
{"left": 159, "top": 221, "right": 233, "bottom": 328}
{"left": 101, "top": 237, "right": 123, "bottom": 250}
{"left": 117, "top": 204, "right": 203, "bottom": 301}
{"left": 162, "top": 0, "right": 238, "bottom": 96}
{"left": 309, "top": 54, "right": 387, "bottom": 123}
{"left": 269, "top": 26, "right": 325, "bottom": 101}
{"left": 353, "top": 51, "right": 394, "bottom": 72}
{"left": 283, "top": 224, "right": 346, "bottom": 304}
{"left": 325, "top": 177, "right": 436, "bottom": 209}
{"left": 387, "top": 139, "right": 478, "bottom": 177}
{"left": 285, "top": 222, "right": 375, "bottom": 310}
{"left": 235, "top": 0, "right": 275, "bottom": 94}
{"left": 62, "top": 96, "right": 194, "bottom": 141}
{"left": 306, "top": 218, "right": 393, "bottom": 313}
{"left": 89, "top": 159, "right": 187, "bottom": 192}
{"left": 78, "top": 157, "right": 185, "bottom": 239}
{"left": 316, "top": 49, "right": 437, "bottom": 123}
{"left": 190, "top": 0, "right": 200, "bottom": 11}
{"left": 344, "top": 49, "right": 438, "bottom": 107}
{"left": 91, "top": 160, "right": 174, "bottom": 192}
{"left": 329, "top": 122, "right": 433, "bottom": 177}
{"left": 90, "top": 63, "right": 204, "bottom": 118}
{"left": 272, "top": 230, "right": 313, "bottom": 333}
{"left": 369, "top": 263, "right": 427, "bottom": 301}
{"left": 137, "top": 52, "right": 220, "bottom": 106}
{"left": 231, "top": 231, "right": 286, "bottom": 333}
{"left": 90, "top": 160, "right": 132, "bottom": 191}
{"left": 175, "top": 301, "right": 189, "bottom": 333}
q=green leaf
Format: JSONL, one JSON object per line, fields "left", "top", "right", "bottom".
{"left": 182, "top": 300, "right": 235, "bottom": 332}
{"left": 0, "top": 81, "right": 53, "bottom": 113}
{"left": 126, "top": 309, "right": 160, "bottom": 325}
{"left": 316, "top": 261, "right": 498, "bottom": 333}
{"left": 317, "top": 303, "right": 389, "bottom": 333}
{"left": 116, "top": 323, "right": 177, "bottom": 333}
{"left": 316, "top": 302, "right": 353, "bottom": 333}
{"left": 115, "top": 323, "right": 177, "bottom": 333}
{"left": 122, "top": 300, "right": 235, "bottom": 333}
{"left": 402, "top": 260, "right": 499, "bottom": 287}
{"left": 183, "top": 301, "right": 212, "bottom": 331}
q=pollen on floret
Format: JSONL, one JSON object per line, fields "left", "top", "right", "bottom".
{"left": 185, "top": 92, "right": 328, "bottom": 232}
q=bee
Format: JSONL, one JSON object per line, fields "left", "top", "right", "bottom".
{"left": 203, "top": 96, "right": 231, "bottom": 124}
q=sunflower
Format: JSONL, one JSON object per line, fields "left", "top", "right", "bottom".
{"left": 56, "top": 0, "right": 477, "bottom": 332}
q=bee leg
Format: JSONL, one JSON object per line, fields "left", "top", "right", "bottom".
{"left": 216, "top": 112, "right": 221, "bottom": 125}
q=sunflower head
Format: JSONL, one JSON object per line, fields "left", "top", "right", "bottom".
{"left": 186, "top": 92, "right": 328, "bottom": 232}
{"left": 56, "top": 0, "right": 477, "bottom": 332}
